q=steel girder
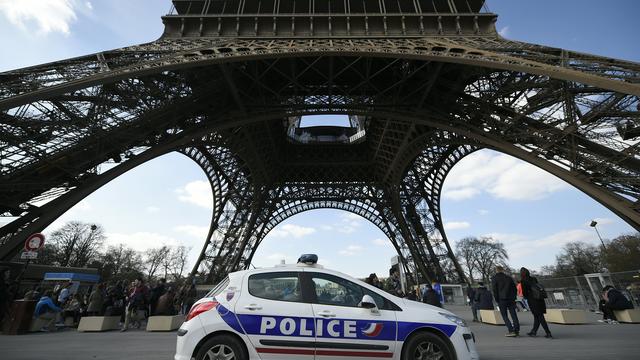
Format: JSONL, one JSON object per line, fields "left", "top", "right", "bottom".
{"left": 181, "top": 133, "right": 474, "bottom": 283}
{"left": 1, "top": 27, "right": 640, "bottom": 284}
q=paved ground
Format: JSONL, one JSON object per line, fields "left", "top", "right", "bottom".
{"left": 1, "top": 306, "right": 639, "bottom": 359}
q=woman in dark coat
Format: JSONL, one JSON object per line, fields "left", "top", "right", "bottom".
{"left": 520, "top": 267, "right": 552, "bottom": 338}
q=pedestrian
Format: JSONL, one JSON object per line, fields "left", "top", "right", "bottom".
{"left": 432, "top": 280, "right": 444, "bottom": 305}
{"left": 422, "top": 284, "right": 442, "bottom": 307}
{"left": 387, "top": 268, "right": 402, "bottom": 296}
{"left": 491, "top": 265, "right": 520, "bottom": 337}
{"left": 87, "top": 283, "right": 105, "bottom": 316}
{"left": 155, "top": 287, "right": 176, "bottom": 316}
{"left": 473, "top": 282, "right": 494, "bottom": 322}
{"left": 23, "top": 285, "right": 42, "bottom": 301}
{"left": 516, "top": 280, "right": 530, "bottom": 312}
{"left": 520, "top": 267, "right": 552, "bottom": 338}
{"left": 365, "top": 273, "right": 381, "bottom": 289}
{"left": 467, "top": 284, "right": 476, "bottom": 309}
{"left": 599, "top": 285, "right": 634, "bottom": 323}
{"left": 149, "top": 278, "right": 166, "bottom": 316}
{"left": 34, "top": 290, "right": 62, "bottom": 332}
{"left": 405, "top": 287, "right": 418, "bottom": 301}
{"left": 0, "top": 269, "right": 10, "bottom": 324}
{"left": 63, "top": 294, "right": 84, "bottom": 326}
{"left": 121, "top": 277, "right": 149, "bottom": 331}
{"left": 181, "top": 283, "right": 197, "bottom": 315}
{"left": 57, "top": 282, "right": 72, "bottom": 306}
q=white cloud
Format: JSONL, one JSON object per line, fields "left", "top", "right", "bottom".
{"left": 342, "top": 213, "right": 362, "bottom": 220}
{"left": 444, "top": 221, "right": 471, "bottom": 230}
{"left": 372, "top": 238, "right": 387, "bottom": 246}
{"left": 443, "top": 151, "right": 568, "bottom": 202}
{"left": 443, "top": 188, "right": 479, "bottom": 201}
{"left": 174, "top": 225, "right": 209, "bottom": 239}
{"left": 0, "top": 0, "right": 78, "bottom": 35}
{"left": 488, "top": 228, "right": 600, "bottom": 269}
{"left": 498, "top": 26, "right": 509, "bottom": 37}
{"left": 176, "top": 180, "right": 213, "bottom": 209}
{"left": 488, "top": 162, "right": 566, "bottom": 200}
{"left": 336, "top": 212, "right": 363, "bottom": 234}
{"left": 265, "top": 253, "right": 297, "bottom": 264}
{"left": 145, "top": 206, "right": 160, "bottom": 213}
{"left": 478, "top": 209, "right": 489, "bottom": 215}
{"left": 85, "top": 1, "right": 92, "bottom": 10}
{"left": 268, "top": 224, "right": 316, "bottom": 239}
{"left": 105, "top": 231, "right": 181, "bottom": 252}
{"left": 339, "top": 245, "right": 364, "bottom": 256}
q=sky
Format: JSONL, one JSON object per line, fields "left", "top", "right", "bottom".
{"left": 0, "top": 0, "right": 638, "bottom": 280}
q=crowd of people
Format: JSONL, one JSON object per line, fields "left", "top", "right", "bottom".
{"left": 465, "top": 266, "right": 636, "bottom": 338}
{"left": 24, "top": 278, "right": 198, "bottom": 332}
{"left": 365, "top": 268, "right": 446, "bottom": 307}
{"left": 366, "top": 265, "right": 635, "bottom": 340}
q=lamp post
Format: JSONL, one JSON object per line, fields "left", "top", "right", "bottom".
{"left": 589, "top": 220, "right": 607, "bottom": 251}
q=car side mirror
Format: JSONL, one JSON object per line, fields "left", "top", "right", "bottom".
{"left": 359, "top": 295, "right": 377, "bottom": 309}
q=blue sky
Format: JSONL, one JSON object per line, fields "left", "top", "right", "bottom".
{"left": 0, "top": 1, "right": 638, "bottom": 279}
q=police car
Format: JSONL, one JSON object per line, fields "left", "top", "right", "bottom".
{"left": 175, "top": 255, "right": 479, "bottom": 360}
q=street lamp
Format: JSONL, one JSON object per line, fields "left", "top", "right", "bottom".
{"left": 589, "top": 220, "right": 607, "bottom": 251}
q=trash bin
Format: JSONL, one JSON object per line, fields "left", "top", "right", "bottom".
{"left": 3, "top": 300, "right": 36, "bottom": 335}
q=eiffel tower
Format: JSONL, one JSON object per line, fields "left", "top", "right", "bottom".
{"left": 1, "top": 0, "right": 639, "bottom": 284}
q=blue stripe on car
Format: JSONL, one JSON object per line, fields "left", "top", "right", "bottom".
{"left": 215, "top": 305, "right": 457, "bottom": 340}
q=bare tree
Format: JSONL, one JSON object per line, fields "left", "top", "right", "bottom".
{"left": 145, "top": 246, "right": 171, "bottom": 280}
{"left": 100, "top": 244, "right": 144, "bottom": 281}
{"left": 475, "top": 237, "right": 509, "bottom": 283}
{"left": 455, "top": 236, "right": 509, "bottom": 283}
{"left": 549, "top": 242, "right": 603, "bottom": 276}
{"left": 49, "top": 222, "right": 104, "bottom": 267}
{"left": 455, "top": 237, "right": 479, "bottom": 282}
{"left": 604, "top": 233, "right": 640, "bottom": 272}
{"left": 170, "top": 246, "right": 191, "bottom": 279}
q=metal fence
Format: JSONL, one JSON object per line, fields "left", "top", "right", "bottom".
{"left": 537, "top": 270, "right": 640, "bottom": 310}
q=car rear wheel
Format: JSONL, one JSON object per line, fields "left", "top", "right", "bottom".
{"left": 195, "top": 334, "right": 248, "bottom": 360}
{"left": 402, "top": 331, "right": 454, "bottom": 360}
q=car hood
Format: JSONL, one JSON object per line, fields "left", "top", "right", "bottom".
{"left": 400, "top": 298, "right": 456, "bottom": 317}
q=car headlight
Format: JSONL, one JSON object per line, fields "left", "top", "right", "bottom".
{"left": 439, "top": 312, "right": 468, "bottom": 327}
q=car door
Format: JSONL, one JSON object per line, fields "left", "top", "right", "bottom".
{"left": 305, "top": 272, "right": 398, "bottom": 360}
{"left": 234, "top": 270, "right": 316, "bottom": 360}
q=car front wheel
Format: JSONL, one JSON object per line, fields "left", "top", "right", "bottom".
{"left": 402, "top": 331, "right": 454, "bottom": 360}
{"left": 195, "top": 334, "right": 248, "bottom": 360}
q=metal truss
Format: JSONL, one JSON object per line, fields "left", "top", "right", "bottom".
{"left": 1, "top": 1, "right": 640, "bottom": 284}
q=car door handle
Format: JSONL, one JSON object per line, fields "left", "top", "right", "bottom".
{"left": 243, "top": 304, "right": 262, "bottom": 311}
{"left": 318, "top": 311, "right": 336, "bottom": 318}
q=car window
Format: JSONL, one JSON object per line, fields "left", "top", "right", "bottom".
{"left": 309, "top": 273, "right": 395, "bottom": 310}
{"left": 206, "top": 277, "right": 229, "bottom": 298}
{"left": 248, "top": 272, "right": 303, "bottom": 303}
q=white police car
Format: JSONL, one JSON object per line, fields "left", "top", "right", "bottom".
{"left": 175, "top": 255, "right": 479, "bottom": 360}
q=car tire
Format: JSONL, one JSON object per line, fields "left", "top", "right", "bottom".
{"left": 195, "top": 334, "right": 248, "bottom": 360}
{"left": 401, "top": 331, "right": 454, "bottom": 360}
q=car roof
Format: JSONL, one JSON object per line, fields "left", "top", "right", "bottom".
{"left": 230, "top": 264, "right": 379, "bottom": 292}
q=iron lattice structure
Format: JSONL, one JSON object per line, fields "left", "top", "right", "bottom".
{"left": 1, "top": 0, "right": 639, "bottom": 284}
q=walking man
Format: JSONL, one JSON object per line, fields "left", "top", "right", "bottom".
{"left": 491, "top": 266, "right": 520, "bottom": 337}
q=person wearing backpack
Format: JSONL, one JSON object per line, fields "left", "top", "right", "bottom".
{"left": 520, "top": 267, "right": 552, "bottom": 338}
